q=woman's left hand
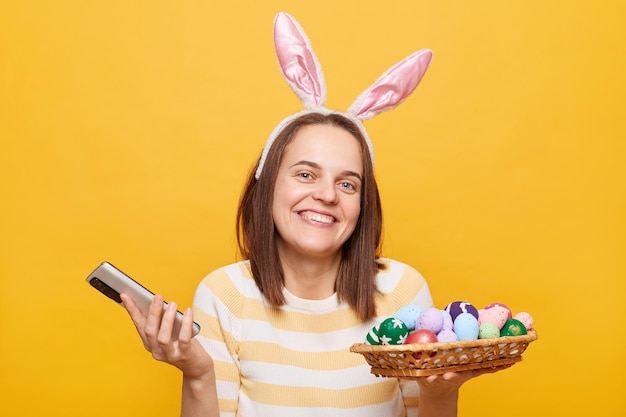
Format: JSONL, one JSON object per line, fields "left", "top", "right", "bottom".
{"left": 415, "top": 364, "right": 513, "bottom": 417}
{"left": 418, "top": 363, "right": 513, "bottom": 395}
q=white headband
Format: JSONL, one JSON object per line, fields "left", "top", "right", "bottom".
{"left": 255, "top": 12, "right": 433, "bottom": 179}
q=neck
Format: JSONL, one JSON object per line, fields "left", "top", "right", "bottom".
{"left": 278, "top": 250, "right": 341, "bottom": 300}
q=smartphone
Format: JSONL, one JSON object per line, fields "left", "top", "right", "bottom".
{"left": 86, "top": 261, "right": 201, "bottom": 339}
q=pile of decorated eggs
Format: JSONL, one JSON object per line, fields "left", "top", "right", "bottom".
{"left": 365, "top": 301, "right": 534, "bottom": 346}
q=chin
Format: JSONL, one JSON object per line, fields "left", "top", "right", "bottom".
{"left": 291, "top": 241, "right": 343, "bottom": 260}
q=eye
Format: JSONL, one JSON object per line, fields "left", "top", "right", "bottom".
{"left": 296, "top": 171, "right": 314, "bottom": 181}
{"left": 338, "top": 181, "right": 358, "bottom": 193}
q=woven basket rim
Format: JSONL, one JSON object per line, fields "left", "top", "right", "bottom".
{"left": 350, "top": 329, "right": 538, "bottom": 353}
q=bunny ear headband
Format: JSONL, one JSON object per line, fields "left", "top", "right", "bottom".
{"left": 255, "top": 12, "right": 433, "bottom": 179}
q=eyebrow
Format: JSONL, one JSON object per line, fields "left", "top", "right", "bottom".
{"left": 290, "top": 160, "right": 363, "bottom": 182}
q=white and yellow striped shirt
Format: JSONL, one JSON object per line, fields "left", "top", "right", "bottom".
{"left": 192, "top": 258, "right": 433, "bottom": 417}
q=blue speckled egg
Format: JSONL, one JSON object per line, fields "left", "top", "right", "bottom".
{"left": 453, "top": 312, "right": 479, "bottom": 341}
{"left": 393, "top": 304, "right": 423, "bottom": 331}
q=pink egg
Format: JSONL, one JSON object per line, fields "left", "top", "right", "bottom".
{"left": 484, "top": 303, "right": 512, "bottom": 319}
{"left": 514, "top": 312, "right": 534, "bottom": 330}
{"left": 478, "top": 306, "right": 509, "bottom": 329}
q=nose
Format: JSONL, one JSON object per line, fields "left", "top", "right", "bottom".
{"left": 312, "top": 179, "right": 339, "bottom": 204}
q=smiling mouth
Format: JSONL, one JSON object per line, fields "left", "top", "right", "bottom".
{"left": 299, "top": 211, "right": 335, "bottom": 224}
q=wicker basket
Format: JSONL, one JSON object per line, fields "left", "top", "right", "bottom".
{"left": 350, "top": 330, "right": 537, "bottom": 378}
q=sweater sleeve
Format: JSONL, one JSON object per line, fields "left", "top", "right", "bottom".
{"left": 192, "top": 266, "right": 244, "bottom": 417}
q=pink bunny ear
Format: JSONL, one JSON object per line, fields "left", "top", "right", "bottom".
{"left": 255, "top": 13, "right": 434, "bottom": 180}
{"left": 274, "top": 12, "right": 326, "bottom": 108}
{"left": 348, "top": 49, "right": 433, "bottom": 120}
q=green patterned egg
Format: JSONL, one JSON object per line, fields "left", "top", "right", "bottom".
{"left": 366, "top": 317, "right": 409, "bottom": 345}
{"left": 500, "top": 318, "right": 527, "bottom": 336}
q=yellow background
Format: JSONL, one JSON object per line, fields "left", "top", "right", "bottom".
{"left": 1, "top": 1, "right": 624, "bottom": 415}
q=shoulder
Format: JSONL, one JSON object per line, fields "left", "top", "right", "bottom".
{"left": 199, "top": 261, "right": 255, "bottom": 288}
{"left": 375, "top": 258, "right": 434, "bottom": 313}
{"left": 193, "top": 261, "right": 262, "bottom": 311}
{"left": 376, "top": 258, "right": 427, "bottom": 293}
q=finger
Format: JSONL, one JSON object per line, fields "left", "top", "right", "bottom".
{"left": 442, "top": 372, "right": 458, "bottom": 381}
{"left": 442, "top": 369, "right": 482, "bottom": 382}
{"left": 144, "top": 294, "right": 166, "bottom": 345}
{"left": 120, "top": 293, "right": 144, "bottom": 323}
{"left": 425, "top": 374, "right": 439, "bottom": 383}
{"left": 120, "top": 293, "right": 149, "bottom": 344}
{"left": 157, "top": 301, "right": 178, "bottom": 349}
{"left": 177, "top": 307, "right": 195, "bottom": 347}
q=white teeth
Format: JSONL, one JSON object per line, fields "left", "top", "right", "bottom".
{"left": 301, "top": 212, "right": 334, "bottom": 224}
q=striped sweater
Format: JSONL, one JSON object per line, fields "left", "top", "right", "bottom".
{"left": 192, "top": 258, "right": 434, "bottom": 417}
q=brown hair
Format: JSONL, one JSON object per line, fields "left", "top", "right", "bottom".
{"left": 236, "top": 112, "right": 385, "bottom": 321}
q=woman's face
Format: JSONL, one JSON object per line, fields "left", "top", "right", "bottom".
{"left": 272, "top": 123, "right": 363, "bottom": 261}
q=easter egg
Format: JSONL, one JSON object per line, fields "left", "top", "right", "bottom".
{"left": 514, "top": 312, "right": 534, "bottom": 331}
{"left": 441, "top": 309, "right": 454, "bottom": 330}
{"left": 485, "top": 302, "right": 512, "bottom": 319}
{"left": 453, "top": 312, "right": 479, "bottom": 341}
{"left": 405, "top": 329, "right": 438, "bottom": 360}
{"left": 393, "top": 304, "right": 423, "bottom": 331}
{"left": 478, "top": 322, "right": 501, "bottom": 339}
{"left": 445, "top": 301, "right": 479, "bottom": 321}
{"left": 436, "top": 328, "right": 458, "bottom": 342}
{"left": 368, "top": 317, "right": 409, "bottom": 345}
{"left": 365, "top": 324, "right": 383, "bottom": 345}
{"left": 416, "top": 307, "right": 444, "bottom": 334}
{"left": 478, "top": 305, "right": 509, "bottom": 329}
{"left": 405, "top": 329, "right": 438, "bottom": 344}
{"left": 500, "top": 318, "right": 527, "bottom": 337}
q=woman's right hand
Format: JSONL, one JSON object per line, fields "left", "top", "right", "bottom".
{"left": 120, "top": 293, "right": 215, "bottom": 381}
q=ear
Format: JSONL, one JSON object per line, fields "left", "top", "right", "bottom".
{"left": 348, "top": 49, "right": 433, "bottom": 121}
{"left": 273, "top": 12, "right": 326, "bottom": 109}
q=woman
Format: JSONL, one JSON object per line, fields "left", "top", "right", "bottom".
{"left": 122, "top": 112, "right": 508, "bottom": 417}
{"left": 122, "top": 12, "right": 512, "bottom": 417}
